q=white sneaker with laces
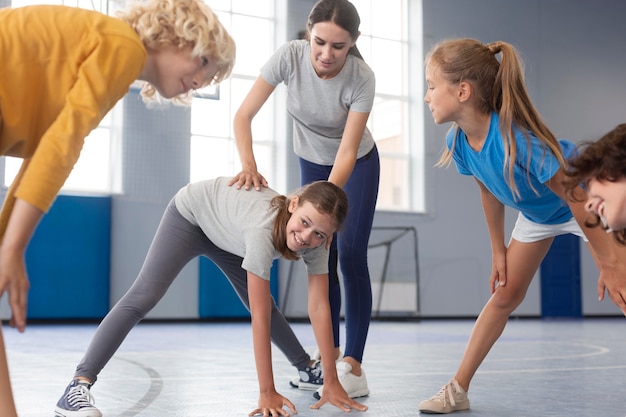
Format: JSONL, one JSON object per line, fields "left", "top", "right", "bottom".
{"left": 418, "top": 378, "right": 470, "bottom": 414}
{"left": 313, "top": 361, "right": 369, "bottom": 399}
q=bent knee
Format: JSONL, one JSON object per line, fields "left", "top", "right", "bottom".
{"left": 491, "top": 286, "right": 527, "bottom": 311}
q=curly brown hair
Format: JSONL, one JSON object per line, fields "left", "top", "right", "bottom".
{"left": 564, "top": 123, "right": 626, "bottom": 244}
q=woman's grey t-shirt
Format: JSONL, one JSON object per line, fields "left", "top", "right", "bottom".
{"left": 174, "top": 177, "right": 329, "bottom": 280}
{"left": 260, "top": 39, "right": 376, "bottom": 165}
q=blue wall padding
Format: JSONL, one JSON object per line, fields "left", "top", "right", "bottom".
{"left": 540, "top": 234, "right": 582, "bottom": 318}
{"left": 199, "top": 258, "right": 279, "bottom": 318}
{"left": 26, "top": 195, "right": 111, "bottom": 319}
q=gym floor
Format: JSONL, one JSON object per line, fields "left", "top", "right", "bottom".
{"left": 5, "top": 317, "right": 626, "bottom": 416}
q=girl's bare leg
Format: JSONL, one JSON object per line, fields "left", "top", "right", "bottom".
{"left": 455, "top": 238, "right": 553, "bottom": 391}
{"left": 0, "top": 324, "right": 18, "bottom": 417}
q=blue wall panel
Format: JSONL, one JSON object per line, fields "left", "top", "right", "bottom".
{"left": 26, "top": 195, "right": 111, "bottom": 319}
{"left": 540, "top": 234, "right": 582, "bottom": 318}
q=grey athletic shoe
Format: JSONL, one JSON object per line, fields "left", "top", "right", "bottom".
{"left": 54, "top": 379, "right": 102, "bottom": 417}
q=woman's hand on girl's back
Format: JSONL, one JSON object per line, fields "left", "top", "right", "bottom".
{"left": 229, "top": 168, "right": 268, "bottom": 191}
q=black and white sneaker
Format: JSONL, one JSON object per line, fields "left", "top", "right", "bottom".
{"left": 289, "top": 360, "right": 324, "bottom": 390}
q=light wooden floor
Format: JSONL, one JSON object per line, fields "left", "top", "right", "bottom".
{"left": 4, "top": 317, "right": 626, "bottom": 416}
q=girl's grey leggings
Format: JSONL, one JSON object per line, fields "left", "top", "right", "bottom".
{"left": 74, "top": 199, "right": 310, "bottom": 383}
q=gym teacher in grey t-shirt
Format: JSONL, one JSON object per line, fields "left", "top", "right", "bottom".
{"left": 231, "top": 0, "right": 379, "bottom": 400}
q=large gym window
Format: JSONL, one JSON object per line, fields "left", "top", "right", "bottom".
{"left": 189, "top": 1, "right": 278, "bottom": 188}
{"left": 353, "top": 0, "right": 424, "bottom": 212}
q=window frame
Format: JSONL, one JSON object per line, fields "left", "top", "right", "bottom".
{"left": 355, "top": 0, "right": 424, "bottom": 212}
{"left": 189, "top": 1, "right": 283, "bottom": 190}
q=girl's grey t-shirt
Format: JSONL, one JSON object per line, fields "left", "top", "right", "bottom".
{"left": 174, "top": 177, "right": 329, "bottom": 280}
{"left": 260, "top": 39, "right": 376, "bottom": 165}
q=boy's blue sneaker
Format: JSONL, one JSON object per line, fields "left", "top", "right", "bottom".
{"left": 289, "top": 360, "right": 324, "bottom": 390}
{"left": 54, "top": 379, "right": 102, "bottom": 417}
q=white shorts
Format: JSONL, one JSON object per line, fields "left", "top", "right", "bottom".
{"left": 510, "top": 212, "right": 588, "bottom": 243}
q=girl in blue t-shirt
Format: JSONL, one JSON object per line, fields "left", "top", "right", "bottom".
{"left": 420, "top": 38, "right": 626, "bottom": 414}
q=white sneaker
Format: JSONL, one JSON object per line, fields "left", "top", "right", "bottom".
{"left": 313, "top": 361, "right": 369, "bottom": 399}
{"left": 418, "top": 378, "right": 470, "bottom": 413}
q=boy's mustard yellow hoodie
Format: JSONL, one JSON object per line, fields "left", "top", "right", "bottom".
{"left": 0, "top": 5, "right": 147, "bottom": 238}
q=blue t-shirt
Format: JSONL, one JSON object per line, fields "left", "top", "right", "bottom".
{"left": 448, "top": 112, "right": 576, "bottom": 225}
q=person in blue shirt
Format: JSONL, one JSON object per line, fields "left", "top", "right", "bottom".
{"left": 420, "top": 38, "right": 626, "bottom": 414}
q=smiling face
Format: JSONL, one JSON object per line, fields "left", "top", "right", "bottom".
{"left": 285, "top": 198, "right": 336, "bottom": 252}
{"left": 585, "top": 177, "right": 626, "bottom": 231}
{"left": 308, "top": 21, "right": 355, "bottom": 79}
{"left": 144, "top": 46, "right": 219, "bottom": 98}
{"left": 424, "top": 61, "right": 463, "bottom": 125}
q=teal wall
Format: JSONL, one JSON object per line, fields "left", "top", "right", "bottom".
{"left": 25, "top": 195, "right": 279, "bottom": 319}
{"left": 540, "top": 234, "right": 582, "bottom": 318}
{"left": 27, "top": 195, "right": 111, "bottom": 319}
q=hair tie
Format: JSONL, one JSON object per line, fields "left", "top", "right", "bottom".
{"left": 487, "top": 41, "right": 503, "bottom": 54}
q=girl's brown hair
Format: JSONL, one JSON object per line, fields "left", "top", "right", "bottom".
{"left": 270, "top": 181, "right": 348, "bottom": 260}
{"left": 430, "top": 39, "right": 565, "bottom": 200}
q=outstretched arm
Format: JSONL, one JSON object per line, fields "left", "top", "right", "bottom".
{"left": 0, "top": 198, "right": 43, "bottom": 332}
{"left": 307, "top": 273, "right": 367, "bottom": 412}
{"left": 548, "top": 169, "right": 626, "bottom": 314}
{"left": 231, "top": 76, "right": 276, "bottom": 191}
{"left": 247, "top": 272, "right": 296, "bottom": 417}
